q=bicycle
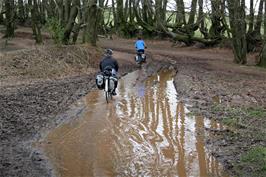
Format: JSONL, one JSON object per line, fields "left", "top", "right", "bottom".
{"left": 135, "top": 50, "right": 146, "bottom": 68}
{"left": 103, "top": 69, "right": 114, "bottom": 103}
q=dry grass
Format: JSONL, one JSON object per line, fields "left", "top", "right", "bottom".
{"left": 0, "top": 44, "right": 102, "bottom": 84}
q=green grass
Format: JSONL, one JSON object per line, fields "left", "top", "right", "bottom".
{"left": 246, "top": 107, "right": 266, "bottom": 118}
{"left": 211, "top": 105, "right": 266, "bottom": 135}
{"left": 235, "top": 147, "right": 266, "bottom": 177}
{"left": 211, "top": 106, "right": 266, "bottom": 176}
{"left": 222, "top": 116, "right": 238, "bottom": 126}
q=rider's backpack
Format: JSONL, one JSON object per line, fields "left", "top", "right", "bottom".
{"left": 96, "top": 73, "right": 104, "bottom": 90}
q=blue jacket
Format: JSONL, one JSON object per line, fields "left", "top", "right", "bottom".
{"left": 135, "top": 40, "right": 145, "bottom": 50}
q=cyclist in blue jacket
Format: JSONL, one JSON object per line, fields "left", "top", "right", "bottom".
{"left": 135, "top": 37, "right": 146, "bottom": 53}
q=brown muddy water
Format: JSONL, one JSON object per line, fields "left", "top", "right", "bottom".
{"left": 39, "top": 69, "right": 229, "bottom": 177}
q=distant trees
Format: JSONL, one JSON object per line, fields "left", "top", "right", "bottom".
{"left": 1, "top": 0, "right": 266, "bottom": 66}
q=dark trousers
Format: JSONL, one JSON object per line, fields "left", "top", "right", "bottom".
{"left": 137, "top": 49, "right": 145, "bottom": 53}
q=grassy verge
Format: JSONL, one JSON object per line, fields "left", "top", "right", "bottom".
{"left": 211, "top": 105, "right": 266, "bottom": 177}
{"left": 236, "top": 147, "right": 266, "bottom": 177}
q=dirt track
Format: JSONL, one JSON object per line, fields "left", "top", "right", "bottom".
{"left": 0, "top": 42, "right": 170, "bottom": 176}
{"left": 1, "top": 36, "right": 266, "bottom": 177}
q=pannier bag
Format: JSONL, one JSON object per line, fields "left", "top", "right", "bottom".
{"left": 135, "top": 55, "right": 139, "bottom": 62}
{"left": 109, "top": 76, "right": 118, "bottom": 91}
{"left": 135, "top": 54, "right": 146, "bottom": 63}
{"left": 96, "top": 73, "right": 104, "bottom": 90}
{"left": 141, "top": 53, "right": 146, "bottom": 60}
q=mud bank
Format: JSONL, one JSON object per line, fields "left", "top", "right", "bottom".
{"left": 171, "top": 57, "right": 266, "bottom": 177}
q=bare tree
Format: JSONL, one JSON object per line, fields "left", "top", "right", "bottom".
{"left": 248, "top": 0, "right": 254, "bottom": 33}
{"left": 63, "top": 0, "right": 80, "bottom": 44}
{"left": 31, "top": 0, "right": 43, "bottom": 43}
{"left": 18, "top": 0, "right": 25, "bottom": 24}
{"left": 0, "top": 1, "right": 4, "bottom": 25}
{"left": 4, "top": 0, "right": 15, "bottom": 38}
{"left": 83, "top": 0, "right": 99, "bottom": 46}
{"left": 227, "top": 0, "right": 247, "bottom": 64}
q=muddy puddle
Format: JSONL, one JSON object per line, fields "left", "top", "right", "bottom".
{"left": 39, "top": 69, "right": 229, "bottom": 177}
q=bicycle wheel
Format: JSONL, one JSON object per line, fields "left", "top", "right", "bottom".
{"left": 105, "top": 90, "right": 110, "bottom": 103}
{"left": 105, "top": 78, "right": 112, "bottom": 103}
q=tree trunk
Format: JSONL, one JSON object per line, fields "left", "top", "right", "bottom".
{"left": 186, "top": 0, "right": 197, "bottom": 35}
{"left": 228, "top": 0, "right": 247, "bottom": 64}
{"left": 18, "top": 0, "right": 25, "bottom": 25}
{"left": 88, "top": 0, "right": 98, "bottom": 46}
{"left": 209, "top": 0, "right": 223, "bottom": 39}
{"left": 175, "top": 0, "right": 186, "bottom": 26}
{"left": 221, "top": 0, "right": 231, "bottom": 38}
{"left": 258, "top": 43, "right": 266, "bottom": 67}
{"left": 55, "top": 0, "right": 64, "bottom": 25}
{"left": 258, "top": 0, "right": 266, "bottom": 67}
{"left": 264, "top": 0, "right": 266, "bottom": 36}
{"left": 247, "top": 0, "right": 263, "bottom": 52}
{"left": 4, "top": 0, "right": 15, "bottom": 38}
{"left": 248, "top": 0, "right": 254, "bottom": 33}
{"left": 116, "top": 0, "right": 127, "bottom": 35}
{"left": 64, "top": 0, "right": 71, "bottom": 23}
{"left": 0, "top": 3, "right": 4, "bottom": 25}
{"left": 155, "top": 0, "right": 164, "bottom": 30}
{"left": 24, "top": 0, "right": 30, "bottom": 20}
{"left": 187, "top": 0, "right": 197, "bottom": 25}
{"left": 45, "top": 0, "right": 57, "bottom": 18}
{"left": 254, "top": 0, "right": 264, "bottom": 36}
{"left": 0, "top": 13, "right": 3, "bottom": 25}
{"left": 83, "top": 0, "right": 99, "bottom": 46}
{"left": 31, "top": 0, "right": 43, "bottom": 44}
{"left": 97, "top": 0, "right": 105, "bottom": 34}
{"left": 39, "top": 0, "right": 46, "bottom": 24}
{"left": 63, "top": 0, "right": 79, "bottom": 44}
{"left": 111, "top": 0, "right": 118, "bottom": 30}
{"left": 197, "top": 0, "right": 208, "bottom": 38}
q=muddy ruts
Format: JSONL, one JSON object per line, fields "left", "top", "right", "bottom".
{"left": 0, "top": 75, "right": 95, "bottom": 177}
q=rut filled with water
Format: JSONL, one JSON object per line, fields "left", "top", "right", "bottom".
{"left": 40, "top": 69, "right": 228, "bottom": 177}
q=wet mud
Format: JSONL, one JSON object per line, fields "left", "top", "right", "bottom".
{"left": 40, "top": 70, "right": 228, "bottom": 177}
{"left": 0, "top": 59, "right": 137, "bottom": 177}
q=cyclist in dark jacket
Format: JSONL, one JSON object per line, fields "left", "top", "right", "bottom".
{"left": 99, "top": 49, "right": 119, "bottom": 95}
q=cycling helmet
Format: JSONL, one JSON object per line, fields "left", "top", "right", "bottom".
{"left": 105, "top": 48, "right": 113, "bottom": 56}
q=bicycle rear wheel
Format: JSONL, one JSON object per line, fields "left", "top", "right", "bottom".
{"left": 105, "top": 78, "right": 112, "bottom": 103}
{"left": 105, "top": 91, "right": 109, "bottom": 103}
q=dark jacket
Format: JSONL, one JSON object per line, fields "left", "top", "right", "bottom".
{"left": 99, "top": 56, "right": 119, "bottom": 72}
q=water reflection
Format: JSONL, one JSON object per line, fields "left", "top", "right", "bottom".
{"left": 113, "top": 70, "right": 228, "bottom": 177}
{"left": 42, "top": 70, "right": 228, "bottom": 177}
